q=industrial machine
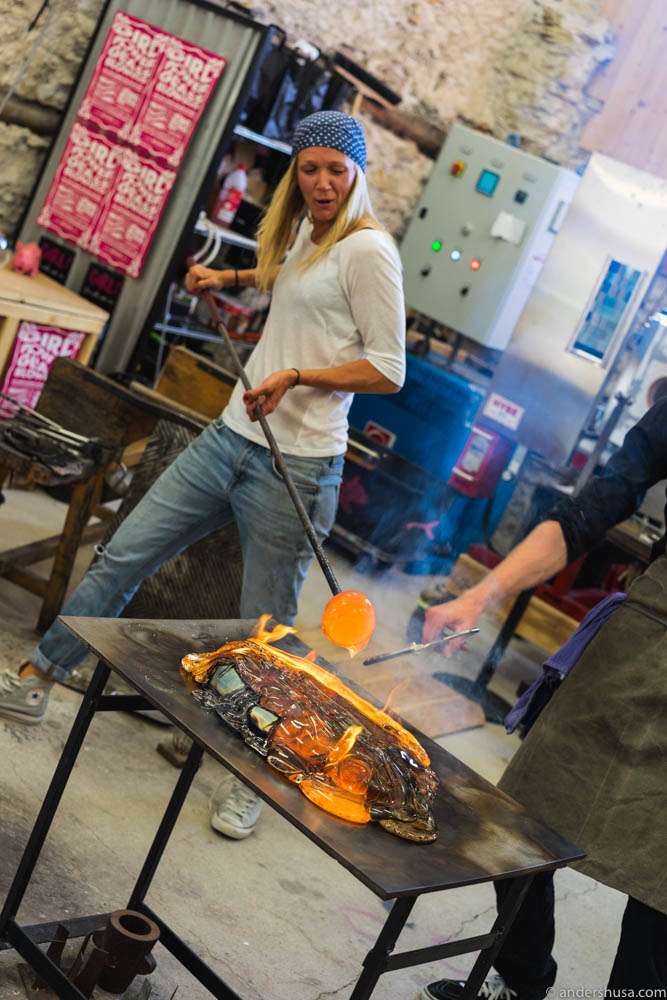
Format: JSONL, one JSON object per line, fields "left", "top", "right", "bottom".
{"left": 477, "top": 154, "right": 667, "bottom": 468}
{"left": 343, "top": 124, "right": 579, "bottom": 570}
{"left": 400, "top": 124, "right": 579, "bottom": 350}
{"left": 348, "top": 151, "right": 667, "bottom": 575}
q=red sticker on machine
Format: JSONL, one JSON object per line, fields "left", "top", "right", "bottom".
{"left": 363, "top": 421, "right": 397, "bottom": 448}
{"left": 482, "top": 392, "right": 525, "bottom": 431}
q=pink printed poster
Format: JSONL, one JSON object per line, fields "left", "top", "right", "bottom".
{"left": 36, "top": 124, "right": 121, "bottom": 247}
{"left": 87, "top": 148, "right": 176, "bottom": 278}
{"left": 78, "top": 12, "right": 226, "bottom": 167}
{"left": 0, "top": 323, "right": 85, "bottom": 414}
{"left": 37, "top": 12, "right": 227, "bottom": 277}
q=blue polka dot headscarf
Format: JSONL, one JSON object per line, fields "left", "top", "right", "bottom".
{"left": 291, "top": 111, "right": 367, "bottom": 172}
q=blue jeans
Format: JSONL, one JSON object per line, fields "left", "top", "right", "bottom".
{"left": 32, "top": 423, "right": 343, "bottom": 682}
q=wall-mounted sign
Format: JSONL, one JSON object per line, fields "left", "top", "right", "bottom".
{"left": 87, "top": 148, "right": 176, "bottom": 278}
{"left": 37, "top": 123, "right": 121, "bottom": 248}
{"left": 37, "top": 127, "right": 176, "bottom": 278}
{"left": 0, "top": 323, "right": 85, "bottom": 414}
{"left": 482, "top": 391, "right": 525, "bottom": 431}
{"left": 80, "top": 261, "right": 125, "bottom": 314}
{"left": 36, "top": 12, "right": 227, "bottom": 277}
{"left": 79, "top": 12, "right": 226, "bottom": 168}
{"left": 38, "top": 236, "right": 75, "bottom": 284}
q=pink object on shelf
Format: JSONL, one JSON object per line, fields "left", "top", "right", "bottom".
{"left": 11, "top": 242, "right": 42, "bottom": 277}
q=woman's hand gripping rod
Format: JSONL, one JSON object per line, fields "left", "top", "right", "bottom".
{"left": 198, "top": 287, "right": 342, "bottom": 598}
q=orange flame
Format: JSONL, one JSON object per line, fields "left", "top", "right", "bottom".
{"left": 382, "top": 679, "right": 411, "bottom": 718}
{"left": 326, "top": 724, "right": 363, "bottom": 766}
{"left": 181, "top": 617, "right": 431, "bottom": 826}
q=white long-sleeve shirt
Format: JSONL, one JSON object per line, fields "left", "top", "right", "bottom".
{"left": 223, "top": 220, "right": 406, "bottom": 457}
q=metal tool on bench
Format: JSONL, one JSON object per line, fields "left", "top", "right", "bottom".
{"left": 363, "top": 627, "right": 480, "bottom": 666}
{"left": 0, "top": 390, "right": 107, "bottom": 478}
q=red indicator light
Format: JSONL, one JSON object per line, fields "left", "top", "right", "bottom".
{"left": 470, "top": 258, "right": 482, "bottom": 270}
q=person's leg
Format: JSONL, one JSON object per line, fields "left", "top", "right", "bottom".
{"left": 493, "top": 874, "right": 557, "bottom": 997}
{"left": 0, "top": 423, "right": 243, "bottom": 723}
{"left": 234, "top": 448, "right": 344, "bottom": 623}
{"left": 607, "top": 896, "right": 667, "bottom": 990}
{"left": 423, "top": 873, "right": 557, "bottom": 1000}
{"left": 209, "top": 444, "right": 343, "bottom": 838}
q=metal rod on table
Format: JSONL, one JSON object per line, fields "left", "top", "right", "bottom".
{"left": 199, "top": 288, "right": 341, "bottom": 597}
{"left": 362, "top": 628, "right": 480, "bottom": 666}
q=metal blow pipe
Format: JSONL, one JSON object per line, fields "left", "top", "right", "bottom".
{"left": 199, "top": 287, "right": 342, "bottom": 598}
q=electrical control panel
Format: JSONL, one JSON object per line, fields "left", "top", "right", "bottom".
{"left": 400, "top": 124, "right": 579, "bottom": 350}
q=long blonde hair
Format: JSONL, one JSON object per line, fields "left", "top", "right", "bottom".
{"left": 254, "top": 159, "right": 384, "bottom": 292}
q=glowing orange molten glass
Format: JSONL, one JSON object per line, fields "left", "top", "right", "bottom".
{"left": 182, "top": 614, "right": 433, "bottom": 830}
{"left": 321, "top": 590, "right": 376, "bottom": 653}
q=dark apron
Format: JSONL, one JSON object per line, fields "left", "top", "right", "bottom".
{"left": 498, "top": 556, "right": 667, "bottom": 914}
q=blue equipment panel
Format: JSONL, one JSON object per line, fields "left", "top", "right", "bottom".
{"left": 348, "top": 353, "right": 486, "bottom": 482}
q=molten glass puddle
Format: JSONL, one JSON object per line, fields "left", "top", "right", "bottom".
{"left": 182, "top": 616, "right": 438, "bottom": 842}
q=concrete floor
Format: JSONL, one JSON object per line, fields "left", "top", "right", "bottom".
{"left": 0, "top": 488, "right": 627, "bottom": 999}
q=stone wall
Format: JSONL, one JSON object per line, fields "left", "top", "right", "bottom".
{"left": 0, "top": 0, "right": 613, "bottom": 237}
{"left": 0, "top": 0, "right": 105, "bottom": 234}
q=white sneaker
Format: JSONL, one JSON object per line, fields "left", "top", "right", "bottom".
{"left": 0, "top": 670, "right": 51, "bottom": 725}
{"left": 209, "top": 779, "right": 263, "bottom": 839}
{"left": 422, "top": 974, "right": 519, "bottom": 1000}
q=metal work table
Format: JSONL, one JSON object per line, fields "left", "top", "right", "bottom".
{"left": 0, "top": 617, "right": 583, "bottom": 999}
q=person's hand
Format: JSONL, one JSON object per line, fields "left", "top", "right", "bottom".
{"left": 185, "top": 264, "right": 231, "bottom": 295}
{"left": 423, "top": 589, "right": 485, "bottom": 655}
{"left": 243, "top": 369, "right": 299, "bottom": 420}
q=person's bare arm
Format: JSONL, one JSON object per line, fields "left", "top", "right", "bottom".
{"left": 185, "top": 264, "right": 279, "bottom": 294}
{"left": 243, "top": 359, "right": 399, "bottom": 421}
{"left": 423, "top": 520, "right": 568, "bottom": 646}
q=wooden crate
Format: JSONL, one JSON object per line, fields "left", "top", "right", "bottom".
{"left": 155, "top": 345, "right": 235, "bottom": 419}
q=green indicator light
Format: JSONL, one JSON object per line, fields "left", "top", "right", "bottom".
{"left": 431, "top": 239, "right": 443, "bottom": 252}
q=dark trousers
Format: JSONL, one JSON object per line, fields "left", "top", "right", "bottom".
{"left": 494, "top": 874, "right": 667, "bottom": 997}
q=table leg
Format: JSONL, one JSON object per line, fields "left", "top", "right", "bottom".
{"left": 0, "top": 660, "right": 110, "bottom": 939}
{"left": 349, "top": 896, "right": 416, "bottom": 1000}
{"left": 37, "top": 472, "right": 104, "bottom": 634}
{"left": 128, "top": 741, "right": 204, "bottom": 909}
{"left": 461, "top": 875, "right": 535, "bottom": 1000}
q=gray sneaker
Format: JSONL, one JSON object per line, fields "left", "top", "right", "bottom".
{"left": 209, "top": 779, "right": 263, "bottom": 839}
{"left": 0, "top": 671, "right": 51, "bottom": 724}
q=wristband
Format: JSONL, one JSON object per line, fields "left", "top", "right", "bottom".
{"left": 290, "top": 368, "right": 300, "bottom": 387}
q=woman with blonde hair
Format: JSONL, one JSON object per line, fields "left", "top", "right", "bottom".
{"left": 0, "top": 111, "right": 406, "bottom": 839}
